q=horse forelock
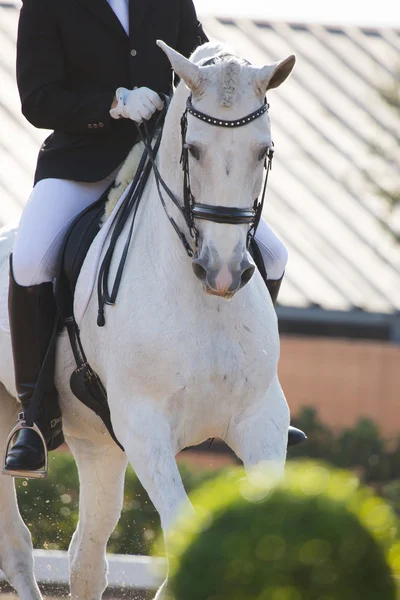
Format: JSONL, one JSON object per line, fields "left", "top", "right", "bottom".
{"left": 218, "top": 59, "right": 245, "bottom": 108}
{"left": 201, "top": 54, "right": 251, "bottom": 108}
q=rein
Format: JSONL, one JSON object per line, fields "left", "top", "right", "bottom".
{"left": 97, "top": 58, "right": 274, "bottom": 326}
{"left": 97, "top": 104, "right": 167, "bottom": 326}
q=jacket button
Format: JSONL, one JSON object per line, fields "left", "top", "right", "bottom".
{"left": 130, "top": 48, "right": 137, "bottom": 57}
{"left": 99, "top": 122, "right": 104, "bottom": 128}
{"left": 88, "top": 124, "right": 93, "bottom": 129}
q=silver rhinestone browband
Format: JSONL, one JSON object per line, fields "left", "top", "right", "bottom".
{"left": 186, "top": 98, "right": 269, "bottom": 128}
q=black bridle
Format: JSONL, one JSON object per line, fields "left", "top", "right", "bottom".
{"left": 97, "top": 62, "right": 274, "bottom": 325}
{"left": 180, "top": 95, "right": 273, "bottom": 254}
{"left": 134, "top": 93, "right": 274, "bottom": 258}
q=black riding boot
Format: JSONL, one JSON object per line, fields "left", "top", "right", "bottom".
{"left": 265, "top": 275, "right": 284, "bottom": 306}
{"left": 3, "top": 257, "right": 64, "bottom": 476}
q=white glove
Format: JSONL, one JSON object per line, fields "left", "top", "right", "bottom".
{"left": 110, "top": 86, "right": 164, "bottom": 123}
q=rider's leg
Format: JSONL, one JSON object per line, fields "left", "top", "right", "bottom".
{"left": 5, "top": 261, "right": 63, "bottom": 473}
{"left": 4, "top": 171, "right": 117, "bottom": 475}
{"left": 254, "top": 217, "right": 288, "bottom": 304}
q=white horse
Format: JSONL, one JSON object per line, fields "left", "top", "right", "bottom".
{"left": 0, "top": 41, "right": 295, "bottom": 599}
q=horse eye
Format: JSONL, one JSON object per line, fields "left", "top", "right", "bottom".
{"left": 186, "top": 145, "right": 201, "bottom": 161}
{"left": 258, "top": 147, "right": 269, "bottom": 161}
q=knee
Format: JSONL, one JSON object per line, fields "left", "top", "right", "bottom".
{"left": 257, "top": 234, "right": 288, "bottom": 281}
{"left": 11, "top": 249, "right": 48, "bottom": 287}
{"left": 270, "top": 240, "right": 288, "bottom": 280}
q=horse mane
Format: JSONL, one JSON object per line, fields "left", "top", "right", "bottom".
{"left": 103, "top": 142, "right": 144, "bottom": 222}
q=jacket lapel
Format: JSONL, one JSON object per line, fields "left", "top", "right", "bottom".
{"left": 77, "top": 0, "right": 128, "bottom": 39}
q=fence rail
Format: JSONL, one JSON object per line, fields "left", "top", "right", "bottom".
{"left": 0, "top": 550, "right": 166, "bottom": 590}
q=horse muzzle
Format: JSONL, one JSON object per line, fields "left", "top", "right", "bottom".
{"left": 192, "top": 255, "right": 255, "bottom": 299}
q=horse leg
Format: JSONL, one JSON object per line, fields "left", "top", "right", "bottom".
{"left": 66, "top": 437, "right": 127, "bottom": 600}
{"left": 112, "top": 400, "right": 193, "bottom": 599}
{"left": 114, "top": 401, "right": 192, "bottom": 530}
{"left": 226, "top": 375, "right": 290, "bottom": 480}
{"left": 0, "top": 384, "right": 42, "bottom": 600}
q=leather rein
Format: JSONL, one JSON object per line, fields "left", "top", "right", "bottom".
{"left": 97, "top": 65, "right": 274, "bottom": 325}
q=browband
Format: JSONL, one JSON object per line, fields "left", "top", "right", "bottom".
{"left": 186, "top": 97, "right": 269, "bottom": 128}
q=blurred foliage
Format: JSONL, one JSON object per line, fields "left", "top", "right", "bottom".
{"left": 165, "top": 462, "right": 400, "bottom": 600}
{"left": 16, "top": 454, "right": 219, "bottom": 555}
{"left": 290, "top": 406, "right": 400, "bottom": 486}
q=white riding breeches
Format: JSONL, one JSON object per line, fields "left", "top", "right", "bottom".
{"left": 13, "top": 176, "right": 288, "bottom": 287}
{"left": 12, "top": 171, "right": 119, "bottom": 287}
{"left": 254, "top": 218, "right": 288, "bottom": 281}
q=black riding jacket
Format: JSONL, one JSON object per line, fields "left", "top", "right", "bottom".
{"left": 17, "top": 0, "right": 208, "bottom": 183}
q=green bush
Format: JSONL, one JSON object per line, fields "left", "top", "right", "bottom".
{"left": 166, "top": 462, "right": 400, "bottom": 600}
{"left": 290, "top": 407, "right": 400, "bottom": 485}
{"left": 16, "top": 453, "right": 219, "bottom": 554}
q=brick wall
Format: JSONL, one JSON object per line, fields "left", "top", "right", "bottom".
{"left": 279, "top": 336, "right": 400, "bottom": 436}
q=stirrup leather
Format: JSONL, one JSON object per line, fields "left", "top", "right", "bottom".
{"left": 2, "top": 415, "right": 48, "bottom": 479}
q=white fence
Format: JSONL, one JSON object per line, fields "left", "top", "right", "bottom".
{"left": 0, "top": 550, "right": 167, "bottom": 590}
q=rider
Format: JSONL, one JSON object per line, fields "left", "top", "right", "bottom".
{"left": 4, "top": 0, "right": 304, "bottom": 477}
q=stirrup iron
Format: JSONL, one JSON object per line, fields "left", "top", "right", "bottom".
{"left": 2, "top": 417, "right": 48, "bottom": 479}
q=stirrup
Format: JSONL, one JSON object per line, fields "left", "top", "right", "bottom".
{"left": 2, "top": 418, "right": 48, "bottom": 479}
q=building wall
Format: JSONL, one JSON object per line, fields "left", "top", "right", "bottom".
{"left": 280, "top": 335, "right": 400, "bottom": 436}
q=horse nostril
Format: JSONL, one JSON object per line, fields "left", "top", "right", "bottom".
{"left": 240, "top": 265, "right": 255, "bottom": 287}
{"left": 192, "top": 260, "right": 207, "bottom": 281}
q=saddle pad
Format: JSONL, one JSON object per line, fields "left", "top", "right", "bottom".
{"left": 64, "top": 203, "right": 105, "bottom": 297}
{"left": 56, "top": 181, "right": 133, "bottom": 325}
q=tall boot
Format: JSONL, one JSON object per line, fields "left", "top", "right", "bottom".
{"left": 265, "top": 275, "right": 284, "bottom": 306}
{"left": 3, "top": 256, "right": 64, "bottom": 477}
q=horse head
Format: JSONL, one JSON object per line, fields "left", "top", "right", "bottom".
{"left": 157, "top": 40, "right": 295, "bottom": 299}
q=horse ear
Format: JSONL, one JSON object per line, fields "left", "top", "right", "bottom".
{"left": 157, "top": 40, "right": 204, "bottom": 95}
{"left": 255, "top": 55, "right": 296, "bottom": 96}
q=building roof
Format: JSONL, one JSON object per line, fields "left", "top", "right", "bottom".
{"left": 1, "top": 3, "right": 399, "bottom": 314}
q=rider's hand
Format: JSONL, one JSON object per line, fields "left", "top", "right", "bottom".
{"left": 110, "top": 86, "right": 164, "bottom": 123}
